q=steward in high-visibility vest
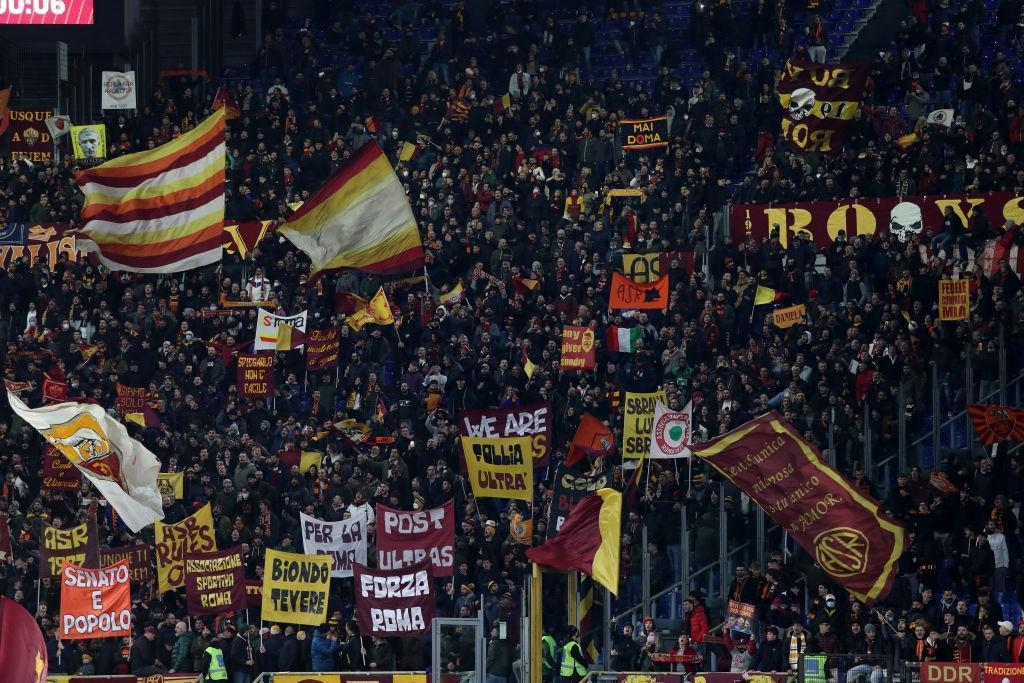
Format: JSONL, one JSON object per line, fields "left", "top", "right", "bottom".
{"left": 202, "top": 641, "right": 228, "bottom": 680}
{"left": 541, "top": 629, "right": 558, "bottom": 681}
{"left": 558, "top": 627, "right": 587, "bottom": 683}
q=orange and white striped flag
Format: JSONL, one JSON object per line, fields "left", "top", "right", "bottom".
{"left": 75, "top": 109, "right": 226, "bottom": 273}
{"left": 279, "top": 142, "right": 423, "bottom": 279}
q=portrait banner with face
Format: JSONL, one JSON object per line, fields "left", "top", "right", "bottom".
{"left": 70, "top": 124, "right": 107, "bottom": 162}
{"left": 730, "top": 192, "right": 1023, "bottom": 250}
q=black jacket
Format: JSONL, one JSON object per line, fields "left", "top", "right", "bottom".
{"left": 977, "top": 637, "right": 1010, "bottom": 663}
{"left": 753, "top": 638, "right": 785, "bottom": 672}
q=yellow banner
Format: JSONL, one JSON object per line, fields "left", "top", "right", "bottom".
{"left": 158, "top": 472, "right": 184, "bottom": 499}
{"left": 622, "top": 253, "right": 661, "bottom": 283}
{"left": 939, "top": 279, "right": 970, "bottom": 321}
{"left": 772, "top": 304, "right": 806, "bottom": 328}
{"left": 461, "top": 436, "right": 535, "bottom": 502}
{"left": 300, "top": 450, "right": 322, "bottom": 474}
{"left": 274, "top": 676, "right": 340, "bottom": 683}
{"left": 262, "top": 549, "right": 332, "bottom": 625}
{"left": 623, "top": 390, "right": 667, "bottom": 458}
{"left": 155, "top": 504, "right": 216, "bottom": 592}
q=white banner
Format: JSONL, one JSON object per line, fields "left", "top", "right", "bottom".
{"left": 299, "top": 510, "right": 367, "bottom": 578}
{"left": 101, "top": 71, "right": 137, "bottom": 111}
{"left": 649, "top": 400, "right": 693, "bottom": 459}
{"left": 255, "top": 308, "right": 308, "bottom": 350}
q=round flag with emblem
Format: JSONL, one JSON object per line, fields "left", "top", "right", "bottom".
{"left": 650, "top": 401, "right": 692, "bottom": 458}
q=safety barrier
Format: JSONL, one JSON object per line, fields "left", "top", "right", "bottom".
{"left": 798, "top": 653, "right": 893, "bottom": 682}
{"left": 47, "top": 675, "right": 200, "bottom": 683}
{"left": 252, "top": 673, "right": 428, "bottom": 683}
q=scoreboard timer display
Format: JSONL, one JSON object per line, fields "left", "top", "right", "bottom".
{"left": 0, "top": 0, "right": 92, "bottom": 24}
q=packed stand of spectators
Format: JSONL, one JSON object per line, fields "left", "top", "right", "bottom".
{"left": 2, "top": 0, "right": 1024, "bottom": 678}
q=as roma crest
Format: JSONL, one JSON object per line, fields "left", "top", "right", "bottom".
{"left": 41, "top": 413, "right": 126, "bottom": 488}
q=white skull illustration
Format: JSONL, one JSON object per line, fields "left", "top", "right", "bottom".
{"left": 890, "top": 201, "right": 924, "bottom": 243}
{"left": 789, "top": 88, "right": 816, "bottom": 121}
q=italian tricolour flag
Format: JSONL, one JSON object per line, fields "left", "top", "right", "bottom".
{"left": 606, "top": 326, "right": 642, "bottom": 352}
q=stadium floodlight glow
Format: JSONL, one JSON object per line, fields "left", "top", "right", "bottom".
{"left": 0, "top": 0, "right": 93, "bottom": 25}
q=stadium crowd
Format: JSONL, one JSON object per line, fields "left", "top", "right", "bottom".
{"left": 2, "top": 0, "right": 1024, "bottom": 679}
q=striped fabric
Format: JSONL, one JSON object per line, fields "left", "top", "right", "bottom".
{"left": 279, "top": 142, "right": 423, "bottom": 278}
{"left": 75, "top": 109, "right": 226, "bottom": 273}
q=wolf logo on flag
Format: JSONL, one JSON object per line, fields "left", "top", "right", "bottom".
{"left": 42, "top": 413, "right": 126, "bottom": 488}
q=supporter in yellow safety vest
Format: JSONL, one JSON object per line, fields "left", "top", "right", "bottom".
{"left": 200, "top": 637, "right": 228, "bottom": 681}
{"left": 541, "top": 627, "right": 557, "bottom": 682}
{"left": 558, "top": 627, "right": 587, "bottom": 683}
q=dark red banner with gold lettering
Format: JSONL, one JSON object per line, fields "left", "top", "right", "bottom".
{"left": 693, "top": 412, "right": 905, "bottom": 603}
{"left": 777, "top": 60, "right": 869, "bottom": 153}
{"left": 731, "top": 191, "right": 1024, "bottom": 250}
{"left": 8, "top": 109, "right": 54, "bottom": 162}
{"left": 920, "top": 663, "right": 982, "bottom": 683}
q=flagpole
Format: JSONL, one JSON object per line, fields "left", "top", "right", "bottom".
{"left": 530, "top": 563, "right": 543, "bottom": 683}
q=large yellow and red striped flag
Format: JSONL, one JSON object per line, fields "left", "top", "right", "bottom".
{"left": 75, "top": 108, "right": 226, "bottom": 273}
{"left": 279, "top": 142, "right": 423, "bottom": 279}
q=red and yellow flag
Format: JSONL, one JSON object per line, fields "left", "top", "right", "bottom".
{"left": 527, "top": 489, "right": 622, "bottom": 595}
{"left": 279, "top": 143, "right": 423, "bottom": 279}
{"left": 968, "top": 404, "right": 1024, "bottom": 444}
{"left": 275, "top": 323, "right": 307, "bottom": 351}
{"left": 565, "top": 413, "right": 615, "bottom": 467}
{"left": 76, "top": 108, "right": 226, "bottom": 272}
{"left": 693, "top": 412, "right": 905, "bottom": 603}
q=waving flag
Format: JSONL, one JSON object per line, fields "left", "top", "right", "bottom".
{"left": 279, "top": 142, "right": 423, "bottom": 279}
{"left": 968, "top": 405, "right": 1024, "bottom": 444}
{"left": 0, "top": 597, "right": 47, "bottom": 682}
{"left": 527, "top": 489, "right": 622, "bottom": 595}
{"left": 7, "top": 393, "right": 164, "bottom": 532}
{"left": 75, "top": 109, "right": 226, "bottom": 272}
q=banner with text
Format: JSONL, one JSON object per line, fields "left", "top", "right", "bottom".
{"left": 984, "top": 665, "right": 1024, "bottom": 683}
{"left": 236, "top": 354, "right": 276, "bottom": 398}
{"left": 354, "top": 559, "right": 435, "bottom": 637}
{"left": 777, "top": 60, "right": 869, "bottom": 154}
{"left": 920, "top": 663, "right": 982, "bottom": 683}
{"left": 730, "top": 191, "right": 1024, "bottom": 249}
{"left": 99, "top": 544, "right": 153, "bottom": 587}
{"left": 41, "top": 519, "right": 100, "bottom": 578}
{"left": 773, "top": 304, "right": 806, "bottom": 329}
{"left": 623, "top": 390, "right": 667, "bottom": 458}
{"left": 560, "top": 326, "right": 596, "bottom": 371}
{"left": 43, "top": 445, "right": 82, "bottom": 491}
{"left": 9, "top": 110, "right": 54, "bottom": 162}
{"left": 547, "top": 466, "right": 611, "bottom": 537}
{"left": 461, "top": 436, "right": 535, "bottom": 502}
{"left": 458, "top": 402, "right": 552, "bottom": 467}
{"left": 619, "top": 116, "right": 669, "bottom": 151}
{"left": 0, "top": 222, "right": 80, "bottom": 271}
{"left": 693, "top": 412, "right": 905, "bottom": 603}
{"left": 622, "top": 253, "right": 662, "bottom": 283}
{"left": 305, "top": 326, "right": 341, "bottom": 371}
{"left": 155, "top": 504, "right": 216, "bottom": 593}
{"left": 725, "top": 600, "right": 755, "bottom": 634}
{"left": 938, "top": 279, "right": 970, "bottom": 321}
{"left": 184, "top": 547, "right": 246, "bottom": 615}
{"left": 115, "top": 384, "right": 146, "bottom": 416}
{"left": 376, "top": 499, "right": 455, "bottom": 576}
{"left": 262, "top": 549, "right": 331, "bottom": 625}
{"left": 255, "top": 309, "right": 308, "bottom": 351}
{"left": 59, "top": 560, "right": 132, "bottom": 640}
{"left": 299, "top": 510, "right": 368, "bottom": 578}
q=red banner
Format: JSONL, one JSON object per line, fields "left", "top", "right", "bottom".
{"left": 458, "top": 402, "right": 553, "bottom": 467}
{"left": 43, "top": 376, "right": 67, "bottom": 402}
{"left": 0, "top": 518, "right": 11, "bottom": 564}
{"left": 560, "top": 326, "right": 596, "bottom": 371}
{"left": 8, "top": 109, "right": 53, "bottom": 162}
{"left": 41, "top": 518, "right": 100, "bottom": 578}
{"left": 236, "top": 353, "right": 275, "bottom": 398}
{"left": 984, "top": 665, "right": 1024, "bottom": 683}
{"left": 306, "top": 326, "right": 341, "bottom": 371}
{"left": 694, "top": 675, "right": 790, "bottom": 683}
{"left": 731, "top": 191, "right": 1024, "bottom": 250}
{"left": 0, "top": 222, "right": 80, "bottom": 271}
{"left": 184, "top": 547, "right": 247, "bottom": 615}
{"left": 777, "top": 60, "right": 869, "bottom": 153}
{"left": 968, "top": 405, "right": 1024, "bottom": 444}
{"left": 115, "top": 384, "right": 145, "bottom": 416}
{"left": 693, "top": 412, "right": 905, "bottom": 603}
{"left": 59, "top": 559, "right": 132, "bottom": 640}
{"left": 920, "top": 663, "right": 982, "bottom": 683}
{"left": 100, "top": 544, "right": 153, "bottom": 586}
{"left": 354, "top": 559, "right": 435, "bottom": 637}
{"left": 245, "top": 579, "right": 263, "bottom": 607}
{"left": 43, "top": 444, "right": 82, "bottom": 491}
{"left": 376, "top": 500, "right": 455, "bottom": 576}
